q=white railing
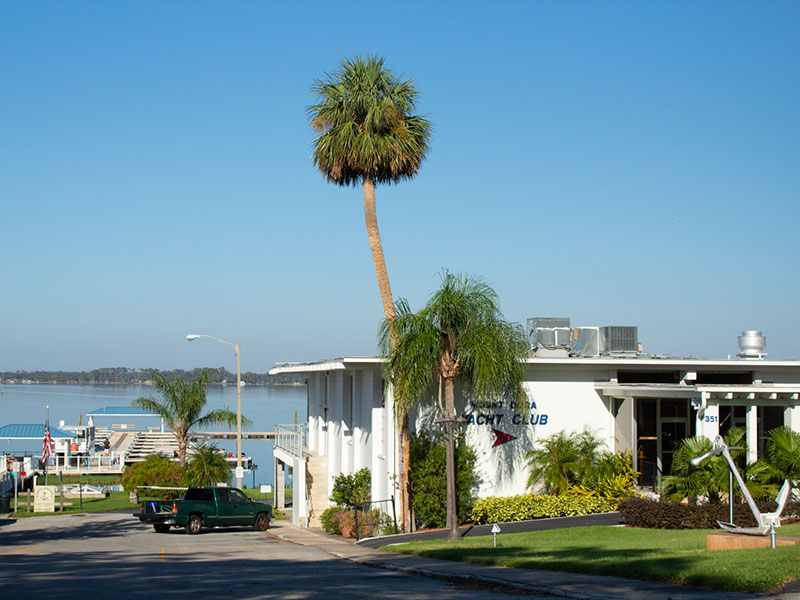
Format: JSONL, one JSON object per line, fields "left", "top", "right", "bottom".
{"left": 275, "top": 424, "right": 304, "bottom": 458}
{"left": 50, "top": 454, "right": 125, "bottom": 474}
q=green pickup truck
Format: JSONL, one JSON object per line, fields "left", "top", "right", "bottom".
{"left": 134, "top": 486, "right": 273, "bottom": 534}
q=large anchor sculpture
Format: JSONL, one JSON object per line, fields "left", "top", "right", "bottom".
{"left": 691, "top": 435, "right": 791, "bottom": 537}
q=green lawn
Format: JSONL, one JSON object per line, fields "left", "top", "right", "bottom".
{"left": 381, "top": 524, "right": 800, "bottom": 593}
{"left": 39, "top": 474, "right": 123, "bottom": 486}
{"left": 10, "top": 490, "right": 138, "bottom": 517}
{"left": 11, "top": 488, "right": 287, "bottom": 520}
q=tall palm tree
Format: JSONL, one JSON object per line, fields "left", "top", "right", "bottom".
{"left": 185, "top": 443, "right": 232, "bottom": 487}
{"left": 132, "top": 372, "right": 241, "bottom": 464}
{"left": 308, "top": 55, "right": 433, "bottom": 529}
{"left": 380, "top": 271, "right": 529, "bottom": 537}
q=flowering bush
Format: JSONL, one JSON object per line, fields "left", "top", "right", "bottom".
{"left": 471, "top": 493, "right": 617, "bottom": 524}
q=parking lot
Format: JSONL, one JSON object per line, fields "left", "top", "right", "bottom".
{"left": 0, "top": 512, "right": 544, "bottom": 599}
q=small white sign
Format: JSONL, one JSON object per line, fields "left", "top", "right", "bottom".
{"left": 235, "top": 466, "right": 244, "bottom": 480}
{"left": 260, "top": 484, "right": 272, "bottom": 494}
{"left": 34, "top": 486, "right": 57, "bottom": 512}
{"left": 491, "top": 523, "right": 501, "bottom": 534}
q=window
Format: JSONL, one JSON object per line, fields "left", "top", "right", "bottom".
{"left": 217, "top": 488, "right": 230, "bottom": 503}
{"left": 229, "top": 489, "right": 249, "bottom": 503}
{"left": 695, "top": 372, "right": 753, "bottom": 385}
{"left": 618, "top": 371, "right": 680, "bottom": 384}
{"left": 185, "top": 488, "right": 214, "bottom": 501}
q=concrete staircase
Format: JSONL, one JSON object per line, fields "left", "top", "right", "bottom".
{"left": 125, "top": 431, "right": 180, "bottom": 463}
{"left": 305, "top": 453, "right": 329, "bottom": 528}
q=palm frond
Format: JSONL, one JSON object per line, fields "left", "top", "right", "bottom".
{"left": 308, "top": 55, "right": 433, "bottom": 187}
{"left": 381, "top": 271, "right": 528, "bottom": 420}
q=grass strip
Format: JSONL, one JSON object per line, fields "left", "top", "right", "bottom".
{"left": 381, "top": 523, "right": 800, "bottom": 593}
{"left": 10, "top": 491, "right": 138, "bottom": 517}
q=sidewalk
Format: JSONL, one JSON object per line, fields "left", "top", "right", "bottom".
{"left": 267, "top": 518, "right": 796, "bottom": 600}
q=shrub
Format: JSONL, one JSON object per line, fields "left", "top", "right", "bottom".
{"left": 567, "top": 450, "right": 638, "bottom": 503}
{"left": 525, "top": 428, "right": 622, "bottom": 496}
{"left": 320, "top": 506, "right": 347, "bottom": 534}
{"left": 379, "top": 512, "right": 399, "bottom": 536}
{"left": 471, "top": 494, "right": 617, "bottom": 524}
{"left": 319, "top": 506, "right": 382, "bottom": 538}
{"left": 121, "top": 454, "right": 184, "bottom": 499}
{"left": 618, "top": 497, "right": 800, "bottom": 529}
{"left": 410, "top": 432, "right": 478, "bottom": 529}
{"left": 330, "top": 468, "right": 371, "bottom": 508}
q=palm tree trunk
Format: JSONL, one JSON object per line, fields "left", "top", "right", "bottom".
{"left": 363, "top": 177, "right": 411, "bottom": 531}
{"left": 363, "top": 178, "right": 395, "bottom": 324}
{"left": 443, "top": 375, "right": 458, "bottom": 539}
{"left": 177, "top": 432, "right": 188, "bottom": 465}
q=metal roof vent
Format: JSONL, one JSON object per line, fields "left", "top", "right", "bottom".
{"left": 737, "top": 330, "right": 766, "bottom": 359}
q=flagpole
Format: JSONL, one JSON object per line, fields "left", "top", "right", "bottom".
{"left": 45, "top": 405, "right": 49, "bottom": 485}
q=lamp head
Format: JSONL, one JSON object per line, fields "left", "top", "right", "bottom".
{"left": 186, "top": 334, "right": 200, "bottom": 341}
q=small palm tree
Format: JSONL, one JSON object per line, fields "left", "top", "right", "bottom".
{"left": 525, "top": 428, "right": 608, "bottom": 495}
{"left": 661, "top": 436, "right": 714, "bottom": 504}
{"left": 380, "top": 271, "right": 529, "bottom": 535}
{"left": 132, "top": 371, "right": 242, "bottom": 464}
{"left": 662, "top": 427, "right": 773, "bottom": 503}
{"left": 762, "top": 426, "right": 800, "bottom": 496}
{"left": 185, "top": 443, "right": 231, "bottom": 487}
{"left": 525, "top": 430, "right": 583, "bottom": 495}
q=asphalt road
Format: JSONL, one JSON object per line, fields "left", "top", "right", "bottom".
{"left": 0, "top": 512, "right": 546, "bottom": 599}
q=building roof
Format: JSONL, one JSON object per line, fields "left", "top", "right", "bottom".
{"left": 86, "top": 406, "right": 160, "bottom": 417}
{"left": 269, "top": 355, "right": 800, "bottom": 375}
{"left": 0, "top": 424, "right": 75, "bottom": 439}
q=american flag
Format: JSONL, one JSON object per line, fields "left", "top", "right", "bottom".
{"left": 42, "top": 424, "right": 53, "bottom": 463}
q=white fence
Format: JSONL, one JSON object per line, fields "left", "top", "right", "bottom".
{"left": 275, "top": 424, "right": 304, "bottom": 458}
{"left": 50, "top": 453, "right": 125, "bottom": 474}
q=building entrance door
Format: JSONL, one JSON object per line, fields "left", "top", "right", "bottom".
{"left": 660, "top": 420, "right": 687, "bottom": 477}
{"left": 635, "top": 397, "right": 694, "bottom": 489}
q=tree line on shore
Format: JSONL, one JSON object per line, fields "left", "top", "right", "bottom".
{"left": 0, "top": 367, "right": 306, "bottom": 386}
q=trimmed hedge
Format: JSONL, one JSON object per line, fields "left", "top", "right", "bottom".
{"left": 471, "top": 494, "right": 618, "bottom": 524}
{"left": 619, "top": 497, "right": 800, "bottom": 529}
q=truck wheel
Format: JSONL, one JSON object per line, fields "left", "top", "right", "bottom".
{"left": 185, "top": 514, "right": 202, "bottom": 535}
{"left": 254, "top": 513, "right": 271, "bottom": 531}
{"left": 153, "top": 524, "right": 171, "bottom": 533}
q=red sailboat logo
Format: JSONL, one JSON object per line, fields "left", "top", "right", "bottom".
{"left": 492, "top": 429, "right": 517, "bottom": 447}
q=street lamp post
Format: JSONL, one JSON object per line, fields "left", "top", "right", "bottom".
{"left": 186, "top": 334, "right": 243, "bottom": 489}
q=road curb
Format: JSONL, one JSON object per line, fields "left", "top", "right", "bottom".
{"left": 354, "top": 558, "right": 599, "bottom": 599}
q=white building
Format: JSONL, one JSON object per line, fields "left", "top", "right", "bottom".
{"left": 270, "top": 328, "right": 800, "bottom": 527}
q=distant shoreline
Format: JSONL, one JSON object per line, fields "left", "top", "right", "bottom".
{"left": 1, "top": 381, "right": 307, "bottom": 387}
{"left": 0, "top": 369, "right": 308, "bottom": 388}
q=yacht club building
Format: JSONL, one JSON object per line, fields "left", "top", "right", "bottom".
{"left": 270, "top": 324, "right": 800, "bottom": 527}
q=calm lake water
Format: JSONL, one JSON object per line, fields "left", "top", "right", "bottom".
{"left": 0, "top": 383, "right": 307, "bottom": 487}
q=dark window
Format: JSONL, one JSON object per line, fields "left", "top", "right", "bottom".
{"left": 719, "top": 406, "right": 746, "bottom": 436}
{"left": 618, "top": 371, "right": 680, "bottom": 384}
{"left": 229, "top": 489, "right": 249, "bottom": 503}
{"left": 660, "top": 398, "right": 688, "bottom": 419}
{"left": 217, "top": 488, "right": 230, "bottom": 503}
{"left": 185, "top": 488, "right": 214, "bottom": 501}
{"left": 758, "top": 406, "right": 785, "bottom": 458}
{"left": 695, "top": 372, "right": 753, "bottom": 385}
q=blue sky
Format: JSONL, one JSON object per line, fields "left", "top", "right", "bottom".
{"left": 2, "top": 1, "right": 799, "bottom": 372}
